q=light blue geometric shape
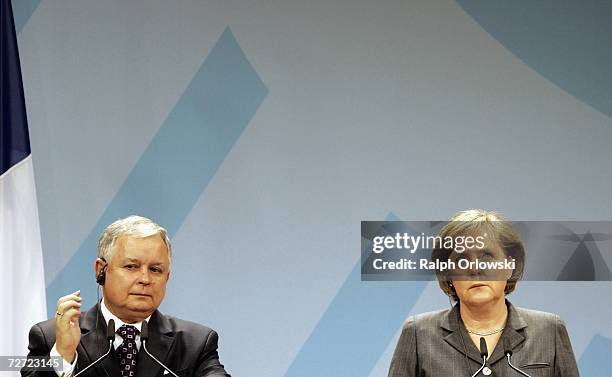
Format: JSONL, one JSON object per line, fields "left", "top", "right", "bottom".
{"left": 46, "top": 27, "right": 268, "bottom": 315}
{"left": 283, "top": 262, "right": 427, "bottom": 377}
{"left": 457, "top": 0, "right": 612, "bottom": 118}
{"left": 579, "top": 334, "right": 612, "bottom": 377}
{"left": 11, "top": 0, "right": 40, "bottom": 34}
{"left": 283, "top": 213, "right": 428, "bottom": 377}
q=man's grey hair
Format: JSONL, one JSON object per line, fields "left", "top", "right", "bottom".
{"left": 97, "top": 215, "right": 172, "bottom": 269}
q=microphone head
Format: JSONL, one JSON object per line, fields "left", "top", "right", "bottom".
{"left": 479, "top": 337, "right": 488, "bottom": 358}
{"left": 106, "top": 319, "right": 115, "bottom": 340}
{"left": 141, "top": 320, "right": 149, "bottom": 341}
{"left": 503, "top": 338, "right": 513, "bottom": 356}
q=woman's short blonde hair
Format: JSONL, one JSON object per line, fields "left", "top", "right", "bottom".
{"left": 432, "top": 209, "right": 525, "bottom": 301}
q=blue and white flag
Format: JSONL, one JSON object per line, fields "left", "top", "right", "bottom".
{"left": 0, "top": 0, "right": 47, "bottom": 360}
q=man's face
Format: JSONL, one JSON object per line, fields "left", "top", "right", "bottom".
{"left": 100, "top": 234, "right": 170, "bottom": 323}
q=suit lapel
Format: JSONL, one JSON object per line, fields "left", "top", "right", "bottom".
{"left": 77, "top": 303, "right": 120, "bottom": 377}
{"left": 440, "top": 301, "right": 528, "bottom": 366}
{"left": 487, "top": 302, "right": 527, "bottom": 365}
{"left": 136, "top": 310, "right": 175, "bottom": 377}
{"left": 440, "top": 304, "right": 484, "bottom": 365}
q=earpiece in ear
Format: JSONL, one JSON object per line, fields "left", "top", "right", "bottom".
{"left": 96, "top": 260, "right": 107, "bottom": 285}
{"left": 96, "top": 267, "right": 106, "bottom": 285}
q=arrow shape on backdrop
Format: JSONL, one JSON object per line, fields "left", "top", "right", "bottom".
{"left": 283, "top": 213, "right": 428, "bottom": 377}
{"left": 556, "top": 232, "right": 612, "bottom": 281}
{"left": 11, "top": 0, "right": 41, "bottom": 34}
{"left": 579, "top": 334, "right": 612, "bottom": 377}
{"left": 46, "top": 27, "right": 268, "bottom": 314}
{"left": 456, "top": 0, "right": 612, "bottom": 118}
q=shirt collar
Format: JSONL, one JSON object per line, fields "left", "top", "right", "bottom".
{"left": 100, "top": 298, "right": 151, "bottom": 333}
{"left": 440, "top": 299, "right": 527, "bottom": 332}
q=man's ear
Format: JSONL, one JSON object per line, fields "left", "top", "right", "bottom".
{"left": 95, "top": 258, "right": 109, "bottom": 286}
{"left": 94, "top": 258, "right": 107, "bottom": 276}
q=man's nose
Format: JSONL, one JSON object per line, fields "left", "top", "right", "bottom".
{"left": 138, "top": 267, "right": 151, "bottom": 284}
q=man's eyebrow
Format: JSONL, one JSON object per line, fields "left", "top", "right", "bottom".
{"left": 120, "top": 258, "right": 167, "bottom": 266}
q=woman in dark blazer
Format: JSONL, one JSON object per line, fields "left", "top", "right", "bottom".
{"left": 388, "top": 209, "right": 580, "bottom": 377}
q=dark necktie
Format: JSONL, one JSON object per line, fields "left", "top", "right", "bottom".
{"left": 117, "top": 325, "right": 139, "bottom": 377}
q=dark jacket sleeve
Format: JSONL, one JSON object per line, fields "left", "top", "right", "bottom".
{"left": 554, "top": 316, "right": 580, "bottom": 377}
{"left": 21, "top": 323, "right": 56, "bottom": 377}
{"left": 194, "top": 329, "right": 231, "bottom": 377}
{"left": 388, "top": 318, "right": 418, "bottom": 377}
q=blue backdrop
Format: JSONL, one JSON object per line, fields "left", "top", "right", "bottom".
{"left": 13, "top": 1, "right": 612, "bottom": 376}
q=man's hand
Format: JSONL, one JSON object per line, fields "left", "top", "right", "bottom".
{"left": 55, "top": 290, "right": 82, "bottom": 362}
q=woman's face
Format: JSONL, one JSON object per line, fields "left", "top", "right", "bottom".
{"left": 450, "top": 236, "right": 512, "bottom": 306}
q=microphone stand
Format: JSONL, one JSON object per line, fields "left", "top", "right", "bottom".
{"left": 504, "top": 339, "right": 532, "bottom": 377}
{"left": 471, "top": 337, "right": 488, "bottom": 377}
{"left": 73, "top": 319, "right": 115, "bottom": 377}
{"left": 140, "top": 320, "right": 180, "bottom": 377}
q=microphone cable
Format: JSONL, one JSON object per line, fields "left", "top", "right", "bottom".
{"left": 140, "top": 320, "right": 180, "bottom": 377}
{"left": 73, "top": 319, "right": 115, "bottom": 377}
{"left": 503, "top": 338, "right": 531, "bottom": 377}
{"left": 470, "top": 337, "right": 488, "bottom": 377}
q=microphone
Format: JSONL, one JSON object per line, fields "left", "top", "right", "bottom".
{"left": 470, "top": 337, "right": 488, "bottom": 377}
{"left": 480, "top": 337, "right": 488, "bottom": 358}
{"left": 140, "top": 320, "right": 180, "bottom": 377}
{"left": 73, "top": 319, "right": 115, "bottom": 377}
{"left": 504, "top": 338, "right": 532, "bottom": 377}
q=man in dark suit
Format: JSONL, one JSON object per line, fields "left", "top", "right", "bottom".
{"left": 22, "top": 215, "right": 230, "bottom": 377}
